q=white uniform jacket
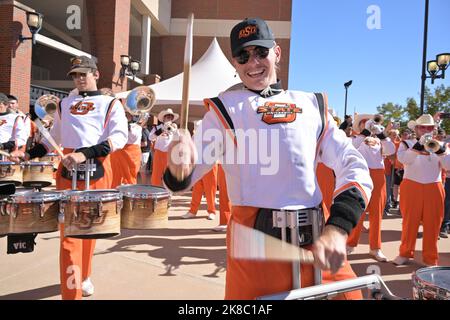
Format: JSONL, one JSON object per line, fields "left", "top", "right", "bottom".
{"left": 0, "top": 112, "right": 27, "bottom": 147}
{"left": 171, "top": 88, "right": 373, "bottom": 211}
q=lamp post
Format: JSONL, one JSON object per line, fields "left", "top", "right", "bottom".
{"left": 19, "top": 11, "right": 43, "bottom": 44}
{"left": 344, "top": 80, "right": 353, "bottom": 117}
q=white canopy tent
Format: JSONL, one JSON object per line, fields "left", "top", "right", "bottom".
{"left": 117, "top": 38, "right": 242, "bottom": 121}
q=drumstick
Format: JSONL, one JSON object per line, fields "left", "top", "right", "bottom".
{"left": 34, "top": 119, "right": 64, "bottom": 158}
{"left": 175, "top": 13, "right": 194, "bottom": 182}
{"left": 230, "top": 221, "right": 315, "bottom": 264}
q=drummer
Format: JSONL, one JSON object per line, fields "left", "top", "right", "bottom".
{"left": 0, "top": 93, "right": 28, "bottom": 154}
{"left": 10, "top": 56, "right": 128, "bottom": 300}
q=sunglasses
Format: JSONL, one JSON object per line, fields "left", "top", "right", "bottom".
{"left": 235, "top": 46, "right": 271, "bottom": 65}
{"left": 416, "top": 125, "right": 434, "bottom": 131}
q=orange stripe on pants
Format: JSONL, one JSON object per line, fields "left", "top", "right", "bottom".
{"left": 347, "top": 169, "right": 386, "bottom": 250}
{"left": 399, "top": 179, "right": 444, "bottom": 265}
{"left": 56, "top": 150, "right": 112, "bottom": 300}
{"left": 190, "top": 165, "right": 217, "bottom": 214}
{"left": 151, "top": 149, "right": 168, "bottom": 186}
{"left": 316, "top": 163, "right": 335, "bottom": 214}
{"left": 217, "top": 165, "right": 231, "bottom": 225}
{"left": 225, "top": 206, "right": 362, "bottom": 300}
{"left": 110, "top": 144, "right": 142, "bottom": 188}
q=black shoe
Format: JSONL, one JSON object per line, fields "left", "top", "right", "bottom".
{"left": 440, "top": 231, "right": 448, "bottom": 238}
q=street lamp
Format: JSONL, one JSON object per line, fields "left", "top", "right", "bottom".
{"left": 344, "top": 80, "right": 353, "bottom": 117}
{"left": 426, "top": 53, "right": 450, "bottom": 84}
{"left": 120, "top": 55, "right": 141, "bottom": 80}
{"left": 19, "top": 11, "right": 43, "bottom": 45}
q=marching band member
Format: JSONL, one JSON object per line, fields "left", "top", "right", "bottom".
{"left": 150, "top": 108, "right": 178, "bottom": 186}
{"left": 182, "top": 164, "right": 218, "bottom": 220}
{"left": 393, "top": 114, "right": 450, "bottom": 266}
{"left": 164, "top": 17, "right": 373, "bottom": 299}
{"left": 6, "top": 94, "right": 32, "bottom": 151}
{"left": 347, "top": 114, "right": 395, "bottom": 262}
{"left": 0, "top": 93, "right": 27, "bottom": 153}
{"left": 10, "top": 56, "right": 128, "bottom": 300}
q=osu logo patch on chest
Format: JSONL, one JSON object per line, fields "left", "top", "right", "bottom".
{"left": 70, "top": 101, "right": 95, "bottom": 115}
{"left": 257, "top": 102, "right": 302, "bottom": 124}
{"left": 0, "top": 119, "right": 7, "bottom": 126}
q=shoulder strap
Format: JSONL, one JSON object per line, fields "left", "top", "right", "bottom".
{"left": 402, "top": 140, "right": 409, "bottom": 149}
{"left": 314, "top": 92, "right": 327, "bottom": 142}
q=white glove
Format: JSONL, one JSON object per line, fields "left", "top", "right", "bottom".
{"left": 419, "top": 134, "right": 431, "bottom": 146}
{"left": 364, "top": 119, "right": 375, "bottom": 131}
{"left": 371, "top": 124, "right": 385, "bottom": 135}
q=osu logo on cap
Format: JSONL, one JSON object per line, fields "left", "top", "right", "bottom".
{"left": 257, "top": 102, "right": 302, "bottom": 124}
{"left": 71, "top": 58, "right": 82, "bottom": 66}
{"left": 70, "top": 101, "right": 95, "bottom": 115}
{"left": 239, "top": 25, "right": 257, "bottom": 39}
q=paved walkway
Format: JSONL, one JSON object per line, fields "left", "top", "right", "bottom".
{"left": 1, "top": 192, "right": 449, "bottom": 300}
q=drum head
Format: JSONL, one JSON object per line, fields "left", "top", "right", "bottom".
{"left": 415, "top": 267, "right": 450, "bottom": 291}
{"left": 64, "top": 189, "right": 122, "bottom": 202}
{"left": 118, "top": 184, "right": 170, "bottom": 199}
{"left": 10, "top": 190, "right": 62, "bottom": 203}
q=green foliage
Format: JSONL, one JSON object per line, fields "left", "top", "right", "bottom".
{"left": 376, "top": 85, "right": 450, "bottom": 132}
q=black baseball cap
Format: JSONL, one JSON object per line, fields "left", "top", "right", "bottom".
{"left": 67, "top": 55, "right": 98, "bottom": 76}
{"left": 230, "top": 17, "right": 275, "bottom": 57}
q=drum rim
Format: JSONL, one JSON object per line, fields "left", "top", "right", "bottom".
{"left": 118, "top": 184, "right": 170, "bottom": 199}
{"left": 9, "top": 190, "right": 62, "bottom": 203}
{"left": 22, "top": 161, "right": 53, "bottom": 166}
{"left": 63, "top": 189, "right": 122, "bottom": 202}
{"left": 0, "top": 161, "right": 21, "bottom": 165}
{"left": 413, "top": 266, "right": 450, "bottom": 291}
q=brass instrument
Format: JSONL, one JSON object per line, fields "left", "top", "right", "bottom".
{"left": 422, "top": 133, "right": 441, "bottom": 153}
{"left": 163, "top": 121, "right": 178, "bottom": 134}
{"left": 125, "top": 86, "right": 156, "bottom": 115}
{"left": 373, "top": 114, "right": 384, "bottom": 124}
{"left": 34, "top": 94, "right": 60, "bottom": 120}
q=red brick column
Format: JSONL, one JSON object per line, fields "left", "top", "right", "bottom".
{"left": 0, "top": 1, "right": 32, "bottom": 112}
{"left": 86, "top": 0, "right": 131, "bottom": 93}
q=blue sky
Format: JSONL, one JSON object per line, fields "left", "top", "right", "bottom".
{"left": 288, "top": 0, "right": 450, "bottom": 118}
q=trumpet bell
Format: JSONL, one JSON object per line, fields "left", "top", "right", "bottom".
{"left": 125, "top": 86, "right": 155, "bottom": 115}
{"left": 373, "top": 114, "right": 384, "bottom": 124}
{"left": 34, "top": 94, "right": 60, "bottom": 120}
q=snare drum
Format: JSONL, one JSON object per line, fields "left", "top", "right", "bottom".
{"left": 22, "top": 161, "right": 54, "bottom": 188}
{"left": 118, "top": 184, "right": 170, "bottom": 229}
{"left": 8, "top": 190, "right": 61, "bottom": 234}
{"left": 412, "top": 266, "right": 450, "bottom": 300}
{"left": 0, "top": 161, "right": 23, "bottom": 186}
{"left": 63, "top": 190, "right": 122, "bottom": 239}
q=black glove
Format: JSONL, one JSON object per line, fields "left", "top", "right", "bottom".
{"left": 361, "top": 129, "right": 371, "bottom": 137}
{"left": 435, "top": 145, "right": 446, "bottom": 155}
{"left": 376, "top": 133, "right": 387, "bottom": 140}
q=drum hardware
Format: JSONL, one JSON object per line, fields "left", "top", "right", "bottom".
{"left": 272, "top": 209, "right": 323, "bottom": 289}
{"left": 257, "top": 274, "right": 400, "bottom": 300}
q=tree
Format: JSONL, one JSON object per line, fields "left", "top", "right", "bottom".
{"left": 404, "top": 97, "right": 420, "bottom": 121}
{"left": 376, "top": 102, "right": 404, "bottom": 124}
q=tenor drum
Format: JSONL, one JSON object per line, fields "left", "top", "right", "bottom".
{"left": 118, "top": 184, "right": 170, "bottom": 229}
{"left": 63, "top": 190, "right": 122, "bottom": 239}
{"left": 22, "top": 161, "right": 54, "bottom": 188}
{"left": 412, "top": 266, "right": 450, "bottom": 300}
{"left": 40, "top": 153, "right": 60, "bottom": 171}
{"left": 0, "top": 161, "right": 23, "bottom": 186}
{"left": 8, "top": 190, "right": 61, "bottom": 234}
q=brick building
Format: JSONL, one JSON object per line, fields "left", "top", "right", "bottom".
{"left": 0, "top": 0, "right": 292, "bottom": 114}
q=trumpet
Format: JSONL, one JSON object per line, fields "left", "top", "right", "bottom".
{"left": 125, "top": 86, "right": 156, "bottom": 116}
{"left": 34, "top": 94, "right": 60, "bottom": 120}
{"left": 163, "top": 121, "right": 178, "bottom": 134}
{"left": 422, "top": 133, "right": 441, "bottom": 153}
